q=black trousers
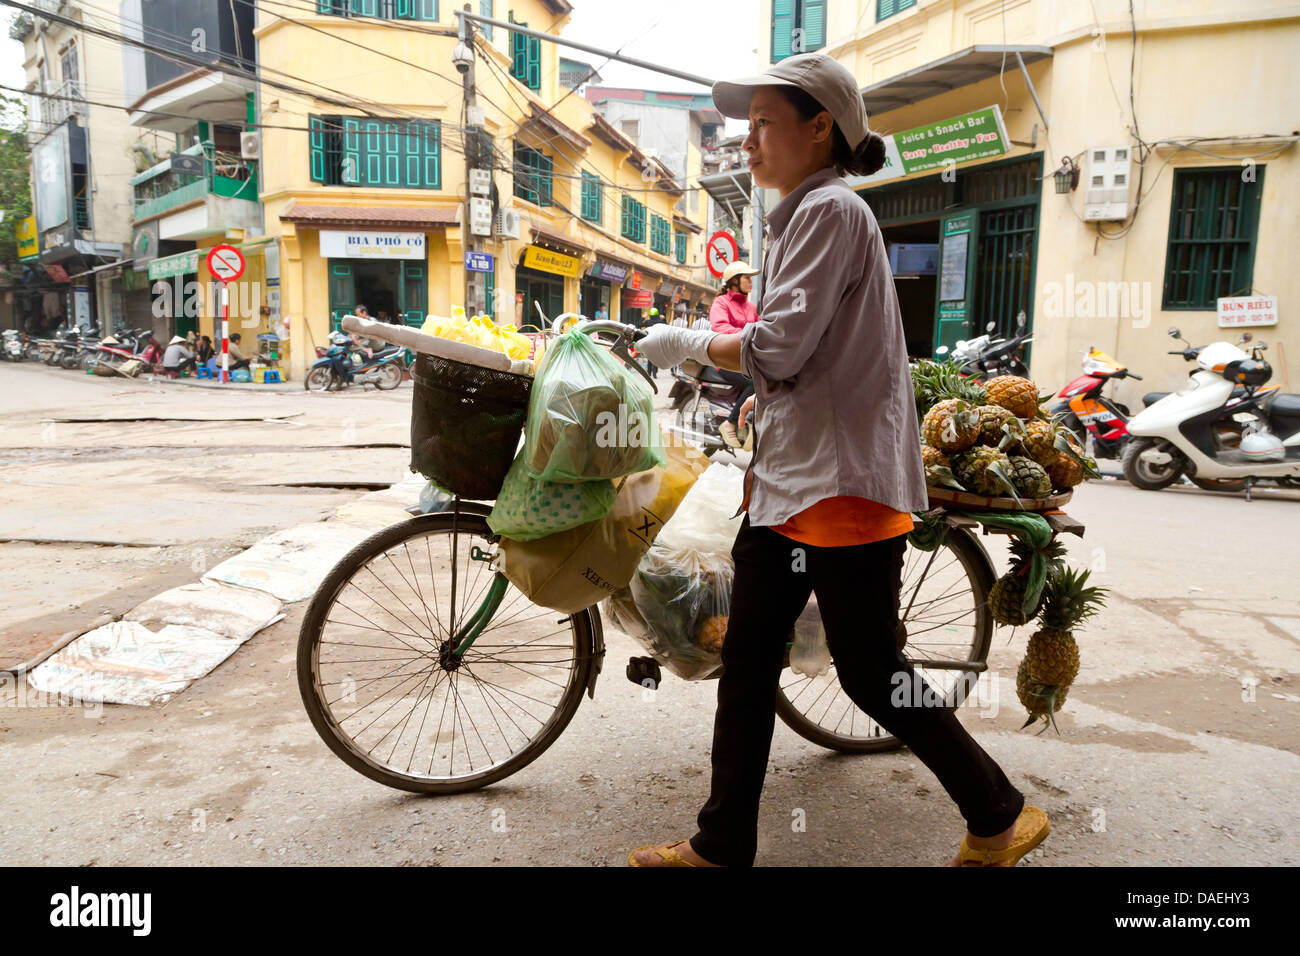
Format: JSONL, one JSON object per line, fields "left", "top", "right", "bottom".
{"left": 689, "top": 516, "right": 1024, "bottom": 867}
{"left": 709, "top": 367, "right": 754, "bottom": 426}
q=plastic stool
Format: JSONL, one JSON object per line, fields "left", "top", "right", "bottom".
{"left": 195, "top": 366, "right": 214, "bottom": 379}
{"left": 261, "top": 370, "right": 281, "bottom": 383}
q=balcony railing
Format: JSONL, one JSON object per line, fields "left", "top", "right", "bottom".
{"left": 27, "top": 80, "right": 88, "bottom": 144}
{"left": 132, "top": 144, "right": 259, "bottom": 221}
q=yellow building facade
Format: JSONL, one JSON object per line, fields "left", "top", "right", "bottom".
{"left": 759, "top": 0, "right": 1299, "bottom": 409}
{"left": 254, "top": 0, "right": 712, "bottom": 381}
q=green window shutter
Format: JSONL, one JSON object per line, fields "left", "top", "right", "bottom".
{"left": 511, "top": 20, "right": 528, "bottom": 82}
{"left": 675, "top": 230, "right": 687, "bottom": 264}
{"left": 538, "top": 154, "right": 552, "bottom": 206}
{"left": 309, "top": 115, "right": 326, "bottom": 183}
{"left": 484, "top": 266, "right": 495, "bottom": 320}
{"left": 802, "top": 0, "right": 826, "bottom": 51}
{"left": 581, "top": 172, "right": 601, "bottom": 222}
{"left": 342, "top": 117, "right": 360, "bottom": 185}
{"left": 1162, "top": 167, "right": 1264, "bottom": 310}
{"left": 424, "top": 121, "right": 441, "bottom": 188}
{"left": 879, "top": 0, "right": 916, "bottom": 21}
{"left": 637, "top": 202, "right": 646, "bottom": 243}
{"left": 772, "top": 0, "right": 795, "bottom": 62}
{"left": 481, "top": 0, "right": 493, "bottom": 40}
{"left": 526, "top": 37, "right": 541, "bottom": 90}
{"left": 419, "top": 0, "right": 437, "bottom": 20}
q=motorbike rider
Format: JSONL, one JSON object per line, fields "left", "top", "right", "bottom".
{"left": 348, "top": 304, "right": 374, "bottom": 359}
{"left": 709, "top": 261, "right": 762, "bottom": 449}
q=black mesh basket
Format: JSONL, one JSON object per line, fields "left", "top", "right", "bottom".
{"left": 410, "top": 351, "right": 533, "bottom": 501}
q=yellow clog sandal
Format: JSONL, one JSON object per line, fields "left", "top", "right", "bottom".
{"left": 628, "top": 840, "right": 699, "bottom": 867}
{"left": 956, "top": 806, "right": 1050, "bottom": 867}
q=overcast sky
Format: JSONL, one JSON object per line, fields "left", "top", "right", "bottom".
{"left": 1, "top": 2, "right": 757, "bottom": 134}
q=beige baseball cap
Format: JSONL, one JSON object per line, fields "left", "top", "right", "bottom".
{"left": 712, "top": 52, "right": 869, "bottom": 151}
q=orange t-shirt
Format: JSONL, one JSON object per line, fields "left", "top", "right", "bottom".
{"left": 770, "top": 495, "right": 914, "bottom": 548}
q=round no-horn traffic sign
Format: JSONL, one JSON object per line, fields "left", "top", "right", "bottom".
{"left": 206, "top": 244, "right": 245, "bottom": 282}
{"left": 706, "top": 230, "right": 739, "bottom": 279}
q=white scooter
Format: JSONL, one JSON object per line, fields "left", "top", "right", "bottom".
{"left": 1122, "top": 327, "right": 1300, "bottom": 499}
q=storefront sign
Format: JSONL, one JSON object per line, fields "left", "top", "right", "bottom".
{"left": 15, "top": 216, "right": 38, "bottom": 260}
{"left": 73, "top": 287, "right": 91, "bottom": 326}
{"left": 850, "top": 106, "right": 1010, "bottom": 186}
{"left": 465, "top": 251, "right": 495, "bottom": 273}
{"left": 149, "top": 249, "right": 200, "bottom": 280}
{"left": 44, "top": 263, "right": 70, "bottom": 283}
{"left": 939, "top": 214, "right": 974, "bottom": 303}
{"left": 656, "top": 281, "right": 680, "bottom": 296}
{"left": 628, "top": 270, "right": 643, "bottom": 291}
{"left": 623, "top": 289, "right": 654, "bottom": 309}
{"left": 522, "top": 244, "right": 582, "bottom": 278}
{"left": 320, "top": 230, "right": 426, "bottom": 260}
{"left": 32, "top": 126, "right": 69, "bottom": 233}
{"left": 1217, "top": 295, "right": 1278, "bottom": 328}
{"left": 589, "top": 259, "right": 629, "bottom": 283}
{"left": 132, "top": 221, "right": 160, "bottom": 266}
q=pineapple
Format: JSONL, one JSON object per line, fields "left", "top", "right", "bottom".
{"left": 921, "top": 445, "right": 949, "bottom": 468}
{"left": 984, "top": 375, "right": 1042, "bottom": 419}
{"left": 951, "top": 445, "right": 1020, "bottom": 501}
{"left": 922, "top": 399, "right": 979, "bottom": 454}
{"left": 988, "top": 538, "right": 1068, "bottom": 626}
{"left": 1013, "top": 418, "right": 1059, "bottom": 467}
{"left": 911, "top": 358, "right": 988, "bottom": 418}
{"left": 1046, "top": 431, "right": 1098, "bottom": 489}
{"left": 1018, "top": 566, "right": 1108, "bottom": 732}
{"left": 974, "top": 405, "right": 1016, "bottom": 446}
{"left": 1007, "top": 455, "right": 1053, "bottom": 500}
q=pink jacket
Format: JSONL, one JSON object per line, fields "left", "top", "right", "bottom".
{"left": 709, "top": 291, "right": 759, "bottom": 334}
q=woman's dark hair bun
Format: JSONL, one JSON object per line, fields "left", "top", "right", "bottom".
{"left": 859, "top": 132, "right": 887, "bottom": 176}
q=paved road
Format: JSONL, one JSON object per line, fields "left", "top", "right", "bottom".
{"left": 1, "top": 361, "right": 1297, "bottom": 865}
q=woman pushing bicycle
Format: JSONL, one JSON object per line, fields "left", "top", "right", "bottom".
{"left": 631, "top": 53, "right": 1047, "bottom": 867}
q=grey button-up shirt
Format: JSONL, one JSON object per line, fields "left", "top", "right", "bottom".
{"left": 737, "top": 165, "right": 928, "bottom": 526}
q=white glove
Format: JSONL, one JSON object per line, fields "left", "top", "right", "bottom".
{"left": 637, "top": 324, "right": 717, "bottom": 369}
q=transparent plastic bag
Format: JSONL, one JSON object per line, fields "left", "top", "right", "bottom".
{"left": 524, "top": 330, "right": 664, "bottom": 483}
{"left": 614, "top": 544, "right": 734, "bottom": 681}
{"left": 789, "top": 597, "right": 832, "bottom": 678}
{"left": 655, "top": 461, "right": 747, "bottom": 554}
{"left": 487, "top": 451, "right": 617, "bottom": 542}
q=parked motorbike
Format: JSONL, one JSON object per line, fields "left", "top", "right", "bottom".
{"left": 2, "top": 330, "right": 26, "bottom": 361}
{"left": 934, "top": 312, "right": 1032, "bottom": 379}
{"left": 1048, "top": 346, "right": 1143, "bottom": 460}
{"left": 1122, "top": 328, "right": 1300, "bottom": 499}
{"left": 305, "top": 330, "right": 404, "bottom": 391}
{"left": 91, "top": 328, "right": 160, "bottom": 373}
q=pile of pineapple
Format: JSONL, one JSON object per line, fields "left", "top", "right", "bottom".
{"left": 988, "top": 539, "right": 1109, "bottom": 731}
{"left": 913, "top": 360, "right": 1097, "bottom": 505}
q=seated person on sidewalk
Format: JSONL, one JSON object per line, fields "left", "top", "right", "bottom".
{"left": 226, "top": 333, "right": 253, "bottom": 371}
{"left": 162, "top": 335, "right": 196, "bottom": 373}
{"left": 196, "top": 335, "right": 214, "bottom": 365}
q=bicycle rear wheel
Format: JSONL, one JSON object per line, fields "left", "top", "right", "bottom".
{"left": 297, "top": 508, "right": 595, "bottom": 793}
{"left": 775, "top": 525, "right": 995, "bottom": 753}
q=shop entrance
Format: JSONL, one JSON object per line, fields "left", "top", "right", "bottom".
{"left": 516, "top": 266, "right": 565, "bottom": 332}
{"left": 859, "top": 153, "right": 1042, "bottom": 360}
{"left": 328, "top": 258, "right": 426, "bottom": 329}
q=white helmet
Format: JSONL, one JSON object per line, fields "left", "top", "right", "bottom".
{"left": 328, "top": 330, "right": 350, "bottom": 346}
{"left": 1240, "top": 428, "right": 1285, "bottom": 461}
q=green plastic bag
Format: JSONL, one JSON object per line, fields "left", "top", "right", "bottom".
{"left": 487, "top": 451, "right": 617, "bottom": 541}
{"left": 524, "top": 329, "right": 664, "bottom": 483}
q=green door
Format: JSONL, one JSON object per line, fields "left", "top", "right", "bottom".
{"left": 974, "top": 203, "right": 1037, "bottom": 359}
{"left": 328, "top": 262, "right": 354, "bottom": 332}
{"left": 933, "top": 211, "right": 978, "bottom": 357}
{"left": 399, "top": 261, "right": 426, "bottom": 326}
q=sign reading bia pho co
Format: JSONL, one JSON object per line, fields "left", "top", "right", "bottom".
{"left": 320, "top": 230, "right": 426, "bottom": 260}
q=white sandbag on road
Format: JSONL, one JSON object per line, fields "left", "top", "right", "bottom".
{"left": 28, "top": 620, "right": 248, "bottom": 706}
{"left": 202, "top": 520, "right": 376, "bottom": 602}
{"left": 125, "top": 580, "right": 284, "bottom": 642}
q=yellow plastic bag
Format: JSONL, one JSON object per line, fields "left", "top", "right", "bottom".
{"left": 498, "top": 436, "right": 709, "bottom": 613}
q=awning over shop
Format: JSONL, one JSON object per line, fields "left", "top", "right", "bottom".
{"left": 279, "top": 204, "right": 460, "bottom": 230}
{"left": 149, "top": 249, "right": 200, "bottom": 280}
{"left": 698, "top": 168, "right": 752, "bottom": 222}
{"left": 528, "top": 225, "right": 589, "bottom": 257}
{"left": 861, "top": 45, "right": 1052, "bottom": 115}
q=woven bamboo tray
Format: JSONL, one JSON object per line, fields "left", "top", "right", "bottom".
{"left": 926, "top": 486, "right": 1073, "bottom": 512}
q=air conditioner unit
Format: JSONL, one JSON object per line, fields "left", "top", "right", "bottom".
{"left": 1083, "top": 145, "right": 1131, "bottom": 221}
{"left": 494, "top": 207, "right": 520, "bottom": 240}
{"left": 240, "top": 132, "right": 261, "bottom": 161}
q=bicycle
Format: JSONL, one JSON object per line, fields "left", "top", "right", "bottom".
{"left": 297, "top": 318, "right": 999, "bottom": 793}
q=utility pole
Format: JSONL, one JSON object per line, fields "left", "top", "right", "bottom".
{"left": 457, "top": 6, "right": 485, "bottom": 316}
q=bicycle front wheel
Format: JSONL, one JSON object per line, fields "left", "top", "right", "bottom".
{"left": 297, "top": 510, "right": 596, "bottom": 793}
{"left": 776, "top": 525, "right": 995, "bottom": 753}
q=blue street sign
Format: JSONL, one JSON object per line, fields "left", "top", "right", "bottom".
{"left": 465, "top": 252, "right": 495, "bottom": 273}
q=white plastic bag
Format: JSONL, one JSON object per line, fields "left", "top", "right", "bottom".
{"left": 656, "top": 461, "right": 746, "bottom": 554}
{"left": 789, "top": 597, "right": 832, "bottom": 678}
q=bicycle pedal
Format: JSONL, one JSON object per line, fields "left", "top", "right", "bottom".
{"left": 625, "top": 656, "right": 662, "bottom": 688}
